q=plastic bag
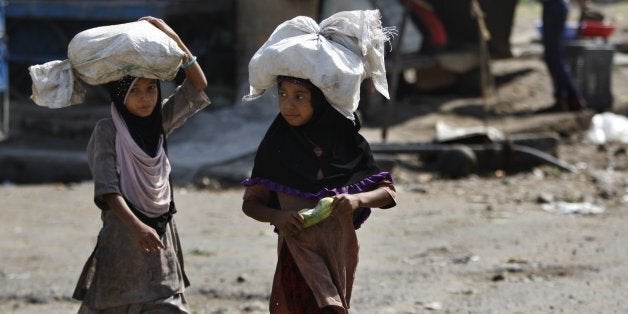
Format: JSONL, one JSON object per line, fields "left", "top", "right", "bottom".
{"left": 29, "top": 60, "right": 86, "bottom": 109}
{"left": 586, "top": 112, "right": 628, "bottom": 144}
{"left": 68, "top": 20, "right": 184, "bottom": 85}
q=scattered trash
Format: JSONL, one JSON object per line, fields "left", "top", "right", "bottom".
{"left": 8, "top": 272, "right": 30, "bottom": 280}
{"left": 448, "top": 288, "right": 475, "bottom": 295}
{"left": 435, "top": 121, "right": 505, "bottom": 142}
{"left": 536, "top": 193, "right": 554, "bottom": 204}
{"left": 424, "top": 301, "right": 443, "bottom": 311}
{"left": 541, "top": 201, "right": 604, "bottom": 215}
{"left": 586, "top": 112, "right": 628, "bottom": 144}
{"left": 236, "top": 275, "right": 247, "bottom": 283}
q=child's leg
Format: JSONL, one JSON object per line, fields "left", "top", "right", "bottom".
{"left": 280, "top": 243, "right": 321, "bottom": 313}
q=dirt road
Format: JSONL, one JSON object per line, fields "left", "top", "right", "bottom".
{"left": 1, "top": 142, "right": 627, "bottom": 313}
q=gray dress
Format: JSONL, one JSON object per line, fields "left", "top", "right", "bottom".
{"left": 73, "top": 80, "right": 209, "bottom": 311}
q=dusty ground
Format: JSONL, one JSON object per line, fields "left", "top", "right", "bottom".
{"left": 2, "top": 2, "right": 628, "bottom": 314}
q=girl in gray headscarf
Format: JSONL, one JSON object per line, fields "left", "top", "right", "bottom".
{"left": 73, "top": 16, "right": 209, "bottom": 313}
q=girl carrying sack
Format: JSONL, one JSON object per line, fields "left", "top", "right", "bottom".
{"left": 29, "top": 16, "right": 210, "bottom": 313}
{"left": 241, "top": 10, "right": 398, "bottom": 313}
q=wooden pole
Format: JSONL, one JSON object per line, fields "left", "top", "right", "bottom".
{"left": 470, "top": 0, "right": 497, "bottom": 119}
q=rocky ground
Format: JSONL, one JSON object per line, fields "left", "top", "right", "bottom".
{"left": 1, "top": 2, "right": 628, "bottom": 314}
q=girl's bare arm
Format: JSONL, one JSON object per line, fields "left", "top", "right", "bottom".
{"left": 242, "top": 199, "right": 304, "bottom": 236}
{"left": 140, "top": 16, "right": 208, "bottom": 92}
{"left": 331, "top": 186, "right": 394, "bottom": 217}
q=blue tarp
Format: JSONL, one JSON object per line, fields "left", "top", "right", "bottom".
{"left": 6, "top": 1, "right": 169, "bottom": 20}
{"left": 0, "top": 2, "right": 7, "bottom": 92}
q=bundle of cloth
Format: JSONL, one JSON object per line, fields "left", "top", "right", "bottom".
{"left": 29, "top": 20, "right": 185, "bottom": 109}
{"left": 245, "top": 9, "right": 396, "bottom": 121}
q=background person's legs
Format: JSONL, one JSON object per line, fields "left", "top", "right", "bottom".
{"left": 541, "top": 0, "right": 585, "bottom": 111}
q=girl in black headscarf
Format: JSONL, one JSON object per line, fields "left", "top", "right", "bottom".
{"left": 73, "top": 17, "right": 209, "bottom": 313}
{"left": 105, "top": 74, "right": 164, "bottom": 157}
{"left": 242, "top": 76, "right": 397, "bottom": 313}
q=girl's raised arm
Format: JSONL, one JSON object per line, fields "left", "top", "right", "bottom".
{"left": 139, "top": 16, "right": 208, "bottom": 92}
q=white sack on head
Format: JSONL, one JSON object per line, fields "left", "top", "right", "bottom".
{"left": 68, "top": 20, "right": 184, "bottom": 85}
{"left": 246, "top": 10, "right": 394, "bottom": 121}
{"left": 29, "top": 59, "right": 86, "bottom": 109}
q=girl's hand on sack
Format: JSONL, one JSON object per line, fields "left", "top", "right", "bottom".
{"left": 138, "top": 16, "right": 207, "bottom": 91}
{"left": 271, "top": 211, "right": 304, "bottom": 236}
{"left": 130, "top": 221, "right": 166, "bottom": 253}
{"left": 331, "top": 194, "right": 360, "bottom": 217}
{"left": 139, "top": 16, "right": 181, "bottom": 42}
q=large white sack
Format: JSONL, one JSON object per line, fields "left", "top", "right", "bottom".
{"left": 29, "top": 60, "right": 86, "bottom": 109}
{"left": 320, "top": 0, "right": 423, "bottom": 54}
{"left": 246, "top": 10, "right": 393, "bottom": 121}
{"left": 68, "top": 20, "right": 185, "bottom": 85}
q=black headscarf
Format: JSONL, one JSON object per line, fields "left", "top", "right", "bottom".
{"left": 249, "top": 76, "right": 382, "bottom": 195}
{"left": 105, "top": 76, "right": 164, "bottom": 157}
